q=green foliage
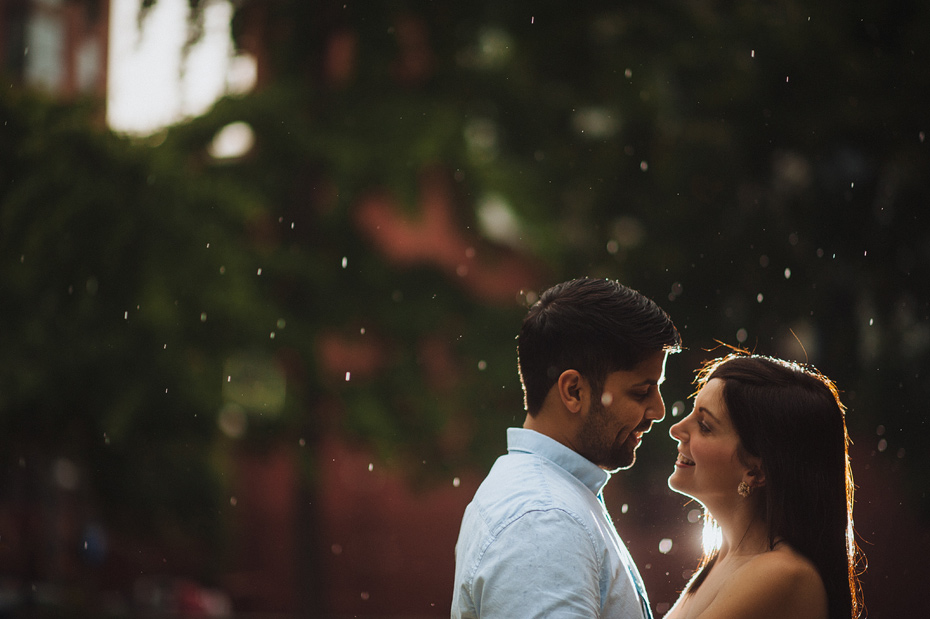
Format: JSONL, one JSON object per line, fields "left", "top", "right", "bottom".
{"left": 0, "top": 89, "right": 277, "bottom": 556}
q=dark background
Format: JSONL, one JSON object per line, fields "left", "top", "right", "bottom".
{"left": 1, "top": 0, "right": 927, "bottom": 616}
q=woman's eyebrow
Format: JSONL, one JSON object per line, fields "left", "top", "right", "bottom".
{"left": 699, "top": 407, "right": 720, "bottom": 423}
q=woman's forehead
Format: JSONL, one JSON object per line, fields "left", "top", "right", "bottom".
{"left": 695, "top": 379, "right": 731, "bottom": 423}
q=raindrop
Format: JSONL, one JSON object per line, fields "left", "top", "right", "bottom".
{"left": 624, "top": 68, "right": 632, "bottom": 78}
{"left": 736, "top": 328, "right": 748, "bottom": 343}
{"left": 788, "top": 232, "right": 799, "bottom": 245}
{"left": 687, "top": 508, "right": 702, "bottom": 523}
{"left": 345, "top": 372, "right": 351, "bottom": 381}
{"left": 360, "top": 592, "right": 370, "bottom": 601}
{"left": 869, "top": 318, "right": 874, "bottom": 326}
{"left": 360, "top": 327, "right": 366, "bottom": 335}
{"left": 219, "top": 266, "right": 226, "bottom": 274}
{"left": 621, "top": 504, "right": 629, "bottom": 514}
{"left": 784, "top": 268, "right": 791, "bottom": 279}
{"left": 206, "top": 243, "right": 210, "bottom": 248}
{"left": 368, "top": 463, "right": 373, "bottom": 472}
{"left": 277, "top": 318, "right": 286, "bottom": 329}
{"left": 104, "top": 433, "right": 110, "bottom": 445}
{"left": 332, "top": 544, "right": 342, "bottom": 555}
{"left": 200, "top": 312, "right": 208, "bottom": 322}
{"left": 342, "top": 257, "right": 348, "bottom": 268}
{"left": 478, "top": 360, "right": 487, "bottom": 370}
{"left": 640, "top": 161, "right": 649, "bottom": 171}
{"left": 877, "top": 439, "right": 887, "bottom": 452}
{"left": 671, "top": 401, "right": 684, "bottom": 417}
{"left": 919, "top": 131, "right": 925, "bottom": 143}
{"left": 876, "top": 425, "right": 885, "bottom": 436}
{"left": 751, "top": 49, "right": 755, "bottom": 58}
{"left": 601, "top": 392, "right": 614, "bottom": 406}
{"left": 897, "top": 448, "right": 906, "bottom": 458}
{"left": 759, "top": 255, "right": 769, "bottom": 267}
{"left": 269, "top": 332, "right": 275, "bottom": 339}
{"left": 659, "top": 538, "right": 673, "bottom": 554}
{"left": 124, "top": 311, "right": 128, "bottom": 319}
{"left": 606, "top": 239, "right": 619, "bottom": 254}
{"left": 756, "top": 293, "right": 764, "bottom": 303}
{"left": 230, "top": 497, "right": 237, "bottom": 506}
{"left": 453, "top": 477, "right": 461, "bottom": 487}
{"left": 227, "top": 375, "right": 231, "bottom": 382}
{"left": 299, "top": 438, "right": 306, "bottom": 447}
{"left": 256, "top": 268, "right": 262, "bottom": 276}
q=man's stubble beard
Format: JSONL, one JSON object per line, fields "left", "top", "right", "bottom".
{"left": 577, "top": 399, "right": 637, "bottom": 473}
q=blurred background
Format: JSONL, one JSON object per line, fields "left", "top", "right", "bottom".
{"left": 1, "top": 0, "right": 928, "bottom": 617}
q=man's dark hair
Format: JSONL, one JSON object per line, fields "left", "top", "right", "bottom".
{"left": 517, "top": 278, "right": 681, "bottom": 415}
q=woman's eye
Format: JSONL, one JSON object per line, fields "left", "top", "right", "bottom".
{"left": 698, "top": 421, "right": 711, "bottom": 433}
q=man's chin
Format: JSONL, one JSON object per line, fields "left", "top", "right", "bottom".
{"left": 601, "top": 446, "right": 636, "bottom": 472}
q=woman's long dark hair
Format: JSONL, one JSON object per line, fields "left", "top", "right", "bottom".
{"left": 685, "top": 353, "right": 864, "bottom": 619}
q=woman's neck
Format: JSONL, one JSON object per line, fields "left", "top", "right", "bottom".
{"left": 712, "top": 499, "right": 772, "bottom": 560}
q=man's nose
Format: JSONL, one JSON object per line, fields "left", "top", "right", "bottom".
{"left": 647, "top": 390, "right": 666, "bottom": 422}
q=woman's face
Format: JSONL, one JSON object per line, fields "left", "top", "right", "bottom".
{"left": 667, "top": 378, "right": 752, "bottom": 507}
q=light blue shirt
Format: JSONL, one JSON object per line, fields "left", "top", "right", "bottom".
{"left": 452, "top": 428, "right": 651, "bottom": 619}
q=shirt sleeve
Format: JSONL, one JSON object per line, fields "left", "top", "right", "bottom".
{"left": 468, "top": 507, "right": 602, "bottom": 618}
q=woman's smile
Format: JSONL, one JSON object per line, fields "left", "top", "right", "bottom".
{"left": 676, "top": 453, "right": 695, "bottom": 467}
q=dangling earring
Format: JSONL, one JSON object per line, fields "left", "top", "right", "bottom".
{"left": 738, "top": 481, "right": 751, "bottom": 497}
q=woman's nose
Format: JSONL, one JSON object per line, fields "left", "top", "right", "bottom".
{"left": 669, "top": 419, "right": 684, "bottom": 441}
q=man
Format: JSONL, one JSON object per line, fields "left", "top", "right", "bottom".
{"left": 452, "top": 278, "right": 681, "bottom": 618}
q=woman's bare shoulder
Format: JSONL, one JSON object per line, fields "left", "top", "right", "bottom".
{"left": 743, "top": 545, "right": 823, "bottom": 584}
{"left": 696, "top": 547, "right": 828, "bottom": 619}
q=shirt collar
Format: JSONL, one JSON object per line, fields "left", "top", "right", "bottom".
{"left": 506, "top": 427, "right": 611, "bottom": 496}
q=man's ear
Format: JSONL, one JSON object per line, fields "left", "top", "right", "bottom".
{"left": 557, "top": 370, "right": 585, "bottom": 414}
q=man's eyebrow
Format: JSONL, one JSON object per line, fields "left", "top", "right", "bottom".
{"left": 631, "top": 377, "right": 665, "bottom": 388}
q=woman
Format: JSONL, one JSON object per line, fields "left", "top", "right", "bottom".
{"left": 665, "top": 353, "right": 863, "bottom": 619}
